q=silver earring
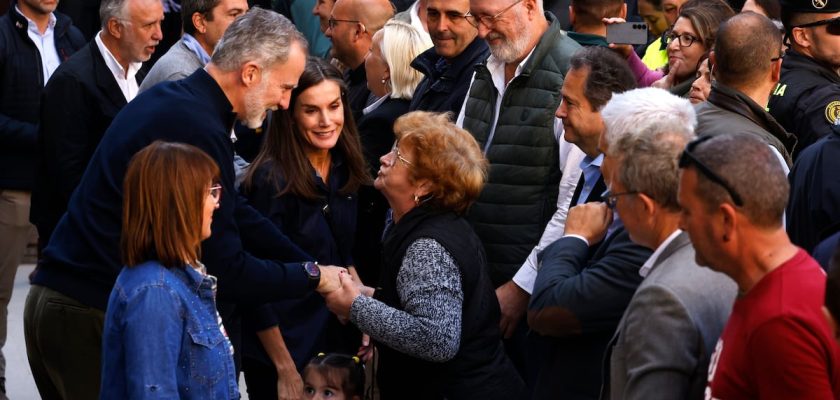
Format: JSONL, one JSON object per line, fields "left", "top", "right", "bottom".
{"left": 381, "top": 79, "right": 387, "bottom": 84}
{"left": 413, "top": 194, "right": 419, "bottom": 204}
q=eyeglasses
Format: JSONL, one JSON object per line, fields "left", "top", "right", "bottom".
{"left": 678, "top": 135, "right": 744, "bottom": 207}
{"left": 426, "top": 9, "right": 472, "bottom": 25}
{"left": 601, "top": 189, "right": 638, "bottom": 209}
{"left": 208, "top": 184, "right": 222, "bottom": 201}
{"left": 465, "top": 0, "right": 522, "bottom": 28}
{"left": 388, "top": 141, "right": 413, "bottom": 167}
{"left": 665, "top": 31, "right": 700, "bottom": 47}
{"left": 327, "top": 17, "right": 360, "bottom": 30}
{"left": 794, "top": 16, "right": 840, "bottom": 35}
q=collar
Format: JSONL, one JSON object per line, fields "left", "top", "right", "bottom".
{"left": 784, "top": 49, "right": 840, "bottom": 85}
{"left": 182, "top": 33, "right": 211, "bottom": 65}
{"left": 566, "top": 31, "right": 609, "bottom": 47}
{"left": 579, "top": 153, "right": 604, "bottom": 170}
{"left": 363, "top": 93, "right": 390, "bottom": 115}
{"left": 412, "top": 38, "right": 489, "bottom": 78}
{"left": 193, "top": 67, "right": 237, "bottom": 130}
{"left": 486, "top": 43, "right": 536, "bottom": 82}
{"left": 639, "top": 229, "right": 683, "bottom": 278}
{"left": 171, "top": 262, "right": 218, "bottom": 299}
{"left": 95, "top": 30, "right": 142, "bottom": 80}
{"left": 14, "top": 4, "right": 56, "bottom": 35}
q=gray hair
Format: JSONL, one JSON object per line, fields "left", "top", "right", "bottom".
{"left": 614, "top": 131, "right": 690, "bottom": 211}
{"left": 211, "top": 8, "right": 308, "bottom": 71}
{"left": 601, "top": 87, "right": 696, "bottom": 156}
{"left": 683, "top": 133, "right": 788, "bottom": 228}
{"left": 100, "top": 0, "right": 129, "bottom": 27}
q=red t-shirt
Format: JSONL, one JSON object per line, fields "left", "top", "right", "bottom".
{"left": 706, "top": 249, "right": 840, "bottom": 399}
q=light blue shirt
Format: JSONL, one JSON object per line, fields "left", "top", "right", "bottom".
{"left": 576, "top": 153, "right": 604, "bottom": 206}
{"left": 182, "top": 33, "right": 211, "bottom": 65}
{"left": 16, "top": 6, "right": 59, "bottom": 85}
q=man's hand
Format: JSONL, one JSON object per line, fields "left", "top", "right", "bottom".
{"left": 316, "top": 265, "right": 347, "bottom": 294}
{"left": 323, "top": 272, "right": 360, "bottom": 320}
{"left": 277, "top": 367, "right": 304, "bottom": 400}
{"left": 496, "top": 281, "right": 530, "bottom": 339}
{"left": 564, "top": 203, "right": 612, "bottom": 245}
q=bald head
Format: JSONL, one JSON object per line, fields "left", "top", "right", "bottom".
{"left": 713, "top": 12, "right": 782, "bottom": 89}
{"left": 336, "top": 0, "right": 394, "bottom": 33}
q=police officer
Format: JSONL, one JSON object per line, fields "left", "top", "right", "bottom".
{"left": 768, "top": 0, "right": 840, "bottom": 156}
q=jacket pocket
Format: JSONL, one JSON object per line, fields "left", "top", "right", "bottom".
{"left": 186, "top": 325, "right": 226, "bottom": 386}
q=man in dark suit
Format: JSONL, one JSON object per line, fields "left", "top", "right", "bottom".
{"left": 30, "top": 0, "right": 163, "bottom": 248}
{"left": 597, "top": 88, "right": 736, "bottom": 400}
{"left": 23, "top": 8, "right": 346, "bottom": 400}
{"left": 526, "top": 47, "right": 650, "bottom": 400}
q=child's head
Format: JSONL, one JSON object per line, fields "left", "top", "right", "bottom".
{"left": 302, "top": 353, "right": 365, "bottom": 400}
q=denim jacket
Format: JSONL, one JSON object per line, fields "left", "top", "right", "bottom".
{"left": 101, "top": 261, "right": 239, "bottom": 399}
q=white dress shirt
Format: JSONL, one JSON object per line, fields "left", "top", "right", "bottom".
{"left": 17, "top": 6, "right": 60, "bottom": 85}
{"left": 94, "top": 31, "right": 142, "bottom": 102}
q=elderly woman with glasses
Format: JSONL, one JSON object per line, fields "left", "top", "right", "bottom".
{"left": 323, "top": 111, "right": 524, "bottom": 399}
{"left": 613, "top": 0, "right": 734, "bottom": 97}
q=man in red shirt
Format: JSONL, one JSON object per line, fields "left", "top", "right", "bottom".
{"left": 677, "top": 132, "right": 840, "bottom": 399}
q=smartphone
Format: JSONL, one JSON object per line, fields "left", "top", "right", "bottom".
{"left": 606, "top": 22, "right": 649, "bottom": 45}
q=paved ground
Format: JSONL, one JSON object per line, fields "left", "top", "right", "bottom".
{"left": 6, "top": 264, "right": 250, "bottom": 399}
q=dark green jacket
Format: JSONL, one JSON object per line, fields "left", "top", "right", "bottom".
{"left": 462, "top": 12, "right": 581, "bottom": 286}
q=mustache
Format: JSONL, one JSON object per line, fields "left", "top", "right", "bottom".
{"left": 432, "top": 32, "right": 456, "bottom": 41}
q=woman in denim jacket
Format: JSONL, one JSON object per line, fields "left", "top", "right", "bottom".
{"left": 100, "top": 141, "right": 238, "bottom": 399}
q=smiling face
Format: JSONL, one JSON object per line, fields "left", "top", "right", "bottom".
{"left": 556, "top": 67, "right": 604, "bottom": 157}
{"left": 427, "top": 0, "right": 478, "bottom": 59}
{"left": 667, "top": 16, "right": 706, "bottom": 83}
{"left": 239, "top": 42, "right": 307, "bottom": 129}
{"left": 470, "top": 0, "right": 531, "bottom": 63}
{"left": 294, "top": 80, "right": 345, "bottom": 155}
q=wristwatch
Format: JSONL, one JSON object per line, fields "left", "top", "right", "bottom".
{"left": 303, "top": 261, "right": 321, "bottom": 290}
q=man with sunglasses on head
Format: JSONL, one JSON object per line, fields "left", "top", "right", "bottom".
{"left": 768, "top": 0, "right": 840, "bottom": 155}
{"left": 323, "top": 0, "right": 393, "bottom": 122}
{"left": 677, "top": 132, "right": 840, "bottom": 398}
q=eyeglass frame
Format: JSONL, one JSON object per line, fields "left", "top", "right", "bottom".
{"left": 600, "top": 189, "right": 638, "bottom": 209}
{"left": 465, "top": 0, "right": 523, "bottom": 28}
{"left": 327, "top": 17, "right": 363, "bottom": 31}
{"left": 677, "top": 135, "right": 744, "bottom": 207}
{"left": 209, "top": 184, "right": 223, "bottom": 201}
{"left": 387, "top": 140, "right": 413, "bottom": 167}
{"left": 665, "top": 30, "right": 701, "bottom": 48}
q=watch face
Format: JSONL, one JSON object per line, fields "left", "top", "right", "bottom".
{"left": 304, "top": 262, "right": 320, "bottom": 277}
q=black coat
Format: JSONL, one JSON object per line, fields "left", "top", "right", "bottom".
{"left": 0, "top": 6, "right": 84, "bottom": 190}
{"left": 31, "top": 40, "right": 144, "bottom": 244}
{"left": 408, "top": 38, "right": 489, "bottom": 116}
{"left": 787, "top": 126, "right": 840, "bottom": 253}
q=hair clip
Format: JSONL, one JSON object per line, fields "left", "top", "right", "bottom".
{"left": 352, "top": 356, "right": 360, "bottom": 364}
{"left": 317, "top": 352, "right": 326, "bottom": 357}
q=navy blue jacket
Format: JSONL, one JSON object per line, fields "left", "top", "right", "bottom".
{"left": 30, "top": 39, "right": 144, "bottom": 244}
{"left": 787, "top": 125, "right": 840, "bottom": 253}
{"left": 240, "top": 155, "right": 357, "bottom": 368}
{"left": 32, "top": 69, "right": 312, "bottom": 311}
{"left": 528, "top": 227, "right": 650, "bottom": 399}
{"left": 0, "top": 6, "right": 84, "bottom": 190}
{"left": 408, "top": 38, "right": 489, "bottom": 116}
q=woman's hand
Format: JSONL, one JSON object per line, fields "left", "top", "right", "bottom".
{"left": 357, "top": 334, "right": 374, "bottom": 362}
{"left": 652, "top": 59, "right": 680, "bottom": 89}
{"left": 603, "top": 17, "right": 635, "bottom": 59}
{"left": 323, "top": 272, "right": 361, "bottom": 320}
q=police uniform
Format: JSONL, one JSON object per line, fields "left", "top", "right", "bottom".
{"left": 768, "top": 0, "right": 840, "bottom": 156}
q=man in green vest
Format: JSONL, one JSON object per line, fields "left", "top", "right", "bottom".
{"left": 456, "top": 0, "right": 581, "bottom": 378}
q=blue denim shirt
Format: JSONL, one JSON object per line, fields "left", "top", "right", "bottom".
{"left": 100, "top": 261, "right": 239, "bottom": 399}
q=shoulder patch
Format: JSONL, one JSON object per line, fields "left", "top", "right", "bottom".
{"left": 826, "top": 101, "right": 840, "bottom": 124}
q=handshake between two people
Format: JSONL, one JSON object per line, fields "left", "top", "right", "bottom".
{"left": 315, "top": 265, "right": 376, "bottom": 361}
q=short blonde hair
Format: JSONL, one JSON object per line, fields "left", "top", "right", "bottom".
{"left": 395, "top": 111, "right": 487, "bottom": 214}
{"left": 374, "top": 20, "right": 432, "bottom": 100}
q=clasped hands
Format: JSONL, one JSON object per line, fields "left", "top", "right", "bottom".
{"left": 315, "top": 265, "right": 373, "bottom": 321}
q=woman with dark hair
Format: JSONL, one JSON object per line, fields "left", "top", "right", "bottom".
{"left": 239, "top": 56, "right": 369, "bottom": 399}
{"left": 324, "top": 111, "right": 525, "bottom": 399}
{"left": 100, "top": 141, "right": 235, "bottom": 399}
{"left": 619, "top": 0, "right": 734, "bottom": 96}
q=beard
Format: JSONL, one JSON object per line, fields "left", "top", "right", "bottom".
{"left": 486, "top": 17, "right": 531, "bottom": 63}
{"left": 241, "top": 79, "right": 272, "bottom": 129}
